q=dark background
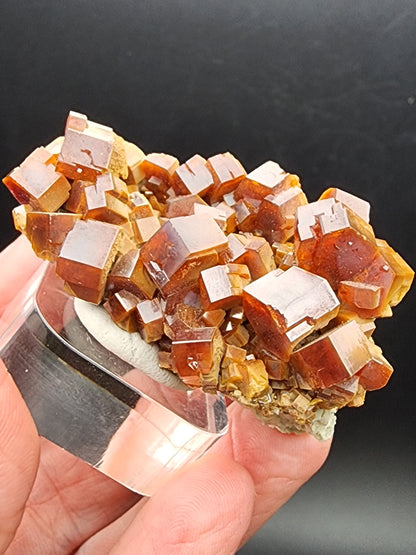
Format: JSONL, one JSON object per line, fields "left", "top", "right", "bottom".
{"left": 1, "top": 1, "right": 415, "bottom": 553}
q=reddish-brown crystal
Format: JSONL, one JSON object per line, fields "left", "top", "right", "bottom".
{"left": 141, "top": 153, "right": 179, "bottom": 200}
{"left": 256, "top": 187, "right": 308, "bottom": 243}
{"left": 164, "top": 193, "right": 207, "bottom": 218}
{"left": 242, "top": 236, "right": 276, "bottom": 280}
{"left": 26, "top": 212, "right": 81, "bottom": 262}
{"left": 140, "top": 214, "right": 228, "bottom": 295}
{"left": 106, "top": 249, "right": 156, "bottom": 299}
{"left": 4, "top": 111, "right": 414, "bottom": 436}
{"left": 171, "top": 327, "right": 225, "bottom": 390}
{"left": 234, "top": 198, "right": 260, "bottom": 232}
{"left": 65, "top": 180, "right": 91, "bottom": 213}
{"left": 338, "top": 281, "right": 381, "bottom": 310}
{"left": 83, "top": 174, "right": 130, "bottom": 224}
{"left": 319, "top": 187, "right": 370, "bottom": 222}
{"left": 202, "top": 309, "right": 226, "bottom": 328}
{"left": 243, "top": 266, "right": 339, "bottom": 361}
{"left": 294, "top": 198, "right": 398, "bottom": 318}
{"left": 291, "top": 320, "right": 372, "bottom": 388}
{"left": 57, "top": 219, "right": 121, "bottom": 304}
{"left": 357, "top": 341, "right": 394, "bottom": 391}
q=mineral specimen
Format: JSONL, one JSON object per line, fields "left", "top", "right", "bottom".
{"left": 3, "top": 110, "right": 414, "bottom": 441}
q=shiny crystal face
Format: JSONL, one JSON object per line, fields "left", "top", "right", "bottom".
{"left": 3, "top": 110, "right": 414, "bottom": 439}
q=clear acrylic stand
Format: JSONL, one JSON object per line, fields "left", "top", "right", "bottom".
{"left": 0, "top": 263, "right": 228, "bottom": 496}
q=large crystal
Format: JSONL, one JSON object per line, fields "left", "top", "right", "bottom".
{"left": 243, "top": 266, "right": 340, "bottom": 361}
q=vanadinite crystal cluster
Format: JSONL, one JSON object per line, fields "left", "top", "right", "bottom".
{"left": 4, "top": 111, "right": 414, "bottom": 439}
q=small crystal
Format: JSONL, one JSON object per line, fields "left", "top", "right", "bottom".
{"left": 103, "top": 289, "right": 141, "bottom": 332}
{"left": 171, "top": 326, "right": 225, "bottom": 390}
{"left": 136, "top": 298, "right": 164, "bottom": 343}
{"left": 199, "top": 263, "right": 251, "bottom": 311}
{"left": 172, "top": 154, "right": 214, "bottom": 197}
{"left": 106, "top": 249, "right": 156, "bottom": 299}
{"left": 206, "top": 152, "right": 246, "bottom": 203}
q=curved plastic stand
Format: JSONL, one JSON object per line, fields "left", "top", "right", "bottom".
{"left": 0, "top": 263, "right": 228, "bottom": 496}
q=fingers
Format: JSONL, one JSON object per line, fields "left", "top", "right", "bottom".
{"left": 0, "top": 236, "right": 42, "bottom": 316}
{"left": 0, "top": 359, "right": 40, "bottom": 553}
{"left": 215, "top": 403, "right": 332, "bottom": 543}
{"left": 84, "top": 454, "right": 255, "bottom": 555}
{"left": 81, "top": 404, "right": 331, "bottom": 553}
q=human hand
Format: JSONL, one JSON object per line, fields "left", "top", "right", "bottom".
{"left": 0, "top": 237, "right": 331, "bottom": 554}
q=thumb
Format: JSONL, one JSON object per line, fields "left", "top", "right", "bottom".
{"left": 0, "top": 359, "right": 40, "bottom": 552}
{"left": 110, "top": 453, "right": 255, "bottom": 555}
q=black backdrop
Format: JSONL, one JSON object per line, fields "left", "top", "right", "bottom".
{"left": 1, "top": 1, "right": 415, "bottom": 553}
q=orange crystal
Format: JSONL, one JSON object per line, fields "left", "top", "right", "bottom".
{"left": 295, "top": 198, "right": 414, "bottom": 318}
{"left": 235, "top": 160, "right": 300, "bottom": 201}
{"left": 199, "top": 263, "right": 251, "bottom": 311}
{"left": 206, "top": 152, "right": 246, "bottom": 203}
{"left": 256, "top": 187, "right": 308, "bottom": 243}
{"left": 172, "top": 154, "right": 214, "bottom": 197}
{"left": 164, "top": 193, "right": 207, "bottom": 218}
{"left": 319, "top": 187, "right": 370, "bottom": 222}
{"left": 103, "top": 289, "right": 140, "bottom": 332}
{"left": 83, "top": 174, "right": 130, "bottom": 224}
{"left": 220, "top": 358, "right": 269, "bottom": 399}
{"left": 57, "top": 111, "right": 126, "bottom": 182}
{"left": 3, "top": 147, "right": 71, "bottom": 211}
{"left": 124, "top": 141, "right": 146, "bottom": 185}
{"left": 136, "top": 298, "right": 164, "bottom": 343}
{"left": 141, "top": 153, "right": 179, "bottom": 200}
{"left": 106, "top": 249, "right": 156, "bottom": 300}
{"left": 171, "top": 326, "right": 225, "bottom": 390}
